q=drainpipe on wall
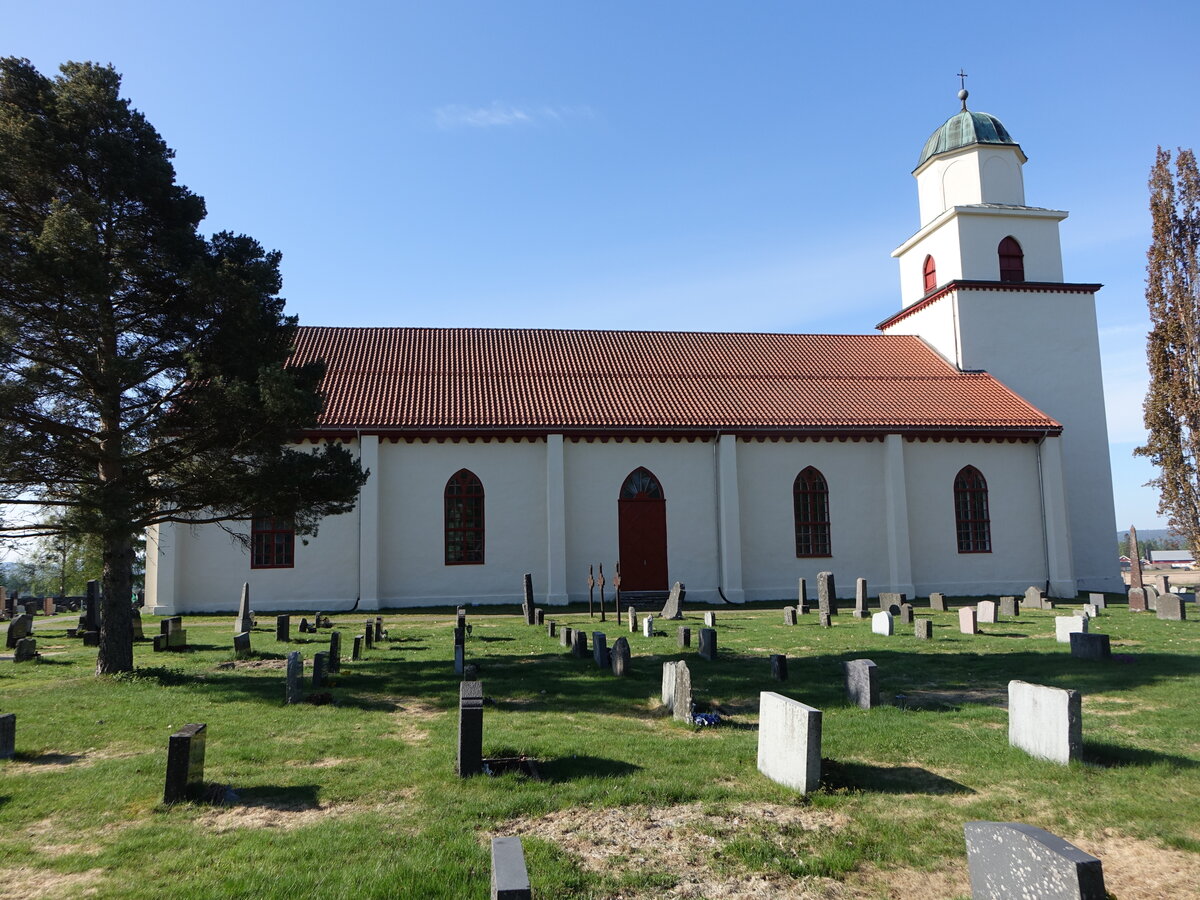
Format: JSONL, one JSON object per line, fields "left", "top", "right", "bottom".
{"left": 1035, "top": 432, "right": 1052, "bottom": 597}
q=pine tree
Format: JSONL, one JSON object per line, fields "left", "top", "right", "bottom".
{"left": 1136, "top": 147, "right": 1200, "bottom": 558}
{"left": 0, "top": 59, "right": 367, "bottom": 673}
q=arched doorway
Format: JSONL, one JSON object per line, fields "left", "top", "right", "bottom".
{"left": 618, "top": 467, "right": 668, "bottom": 592}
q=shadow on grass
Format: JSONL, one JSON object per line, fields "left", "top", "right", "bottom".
{"left": 227, "top": 783, "right": 323, "bottom": 809}
{"left": 821, "top": 760, "right": 975, "bottom": 795}
{"left": 533, "top": 754, "right": 642, "bottom": 783}
{"left": 476, "top": 636, "right": 515, "bottom": 644}
{"left": 1084, "top": 740, "right": 1200, "bottom": 769}
{"left": 32, "top": 657, "right": 74, "bottom": 666}
{"left": 15, "top": 751, "right": 85, "bottom": 765}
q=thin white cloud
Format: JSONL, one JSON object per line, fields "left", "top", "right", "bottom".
{"left": 434, "top": 102, "right": 593, "bottom": 129}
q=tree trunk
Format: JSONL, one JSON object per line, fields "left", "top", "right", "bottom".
{"left": 97, "top": 532, "right": 134, "bottom": 674}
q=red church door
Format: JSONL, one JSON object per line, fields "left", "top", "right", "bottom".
{"left": 618, "top": 467, "right": 668, "bottom": 592}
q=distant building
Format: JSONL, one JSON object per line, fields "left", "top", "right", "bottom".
{"left": 1150, "top": 550, "right": 1195, "bottom": 567}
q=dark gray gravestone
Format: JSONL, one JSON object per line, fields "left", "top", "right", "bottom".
{"left": 571, "top": 629, "right": 588, "bottom": 658}
{"left": 929, "top": 592, "right": 946, "bottom": 611}
{"left": 560, "top": 626, "right": 572, "bottom": 648}
{"left": 522, "top": 573, "right": 535, "bottom": 625}
{"left": 166, "top": 625, "right": 187, "bottom": 650}
{"left": 783, "top": 606, "right": 797, "bottom": 626}
{"left": 454, "top": 626, "right": 465, "bottom": 648}
{"left": 1070, "top": 632, "right": 1111, "bottom": 660}
{"left": 328, "top": 632, "right": 341, "bottom": 673}
{"left": 1127, "top": 587, "right": 1147, "bottom": 612}
{"left": 999, "top": 596, "right": 1019, "bottom": 618}
{"left": 819, "top": 611, "right": 831, "bottom": 628}
{"left": 677, "top": 626, "right": 691, "bottom": 648}
{"left": 83, "top": 580, "right": 101, "bottom": 631}
{"left": 6, "top": 613, "right": 32, "bottom": 649}
{"left": 592, "top": 632, "right": 609, "bottom": 668}
{"left": 490, "top": 836, "right": 532, "bottom": 900}
{"left": 610, "top": 636, "right": 631, "bottom": 676}
{"left": 374, "top": 617, "right": 384, "bottom": 641}
{"left": 312, "top": 651, "right": 328, "bottom": 688}
{"left": 130, "top": 607, "right": 144, "bottom": 640}
{"left": 770, "top": 654, "right": 788, "bottom": 681}
{"left": 233, "top": 632, "right": 251, "bottom": 659}
{"left": 963, "top": 821, "right": 1106, "bottom": 900}
{"left": 698, "top": 628, "right": 717, "bottom": 661}
{"left": 546, "top": 621, "right": 556, "bottom": 638}
{"left": 914, "top": 619, "right": 932, "bottom": 640}
{"left": 163, "top": 723, "right": 206, "bottom": 804}
{"left": 363, "top": 624, "right": 374, "bottom": 650}
{"left": 456, "top": 608, "right": 467, "bottom": 630}
{"left": 152, "top": 633, "right": 168, "bottom": 652}
{"left": 0, "top": 713, "right": 13, "bottom": 759}
{"left": 285, "top": 652, "right": 303, "bottom": 704}
{"left": 898, "top": 603, "right": 913, "bottom": 625}
{"left": 457, "top": 680, "right": 484, "bottom": 777}
{"left": 299, "top": 617, "right": 311, "bottom": 634}
{"left": 1157, "top": 594, "right": 1186, "bottom": 621}
{"left": 535, "top": 608, "right": 544, "bottom": 625}
{"left": 234, "top": 582, "right": 253, "bottom": 634}
{"left": 817, "top": 571, "right": 837, "bottom": 616}
{"left": 83, "top": 630, "right": 100, "bottom": 647}
{"left": 13, "top": 636, "right": 36, "bottom": 663}
{"left": 276, "top": 615, "right": 290, "bottom": 642}
{"left": 797, "top": 577, "right": 809, "bottom": 614}
{"left": 659, "top": 581, "right": 685, "bottom": 619}
{"left": 844, "top": 658, "right": 879, "bottom": 709}
{"left": 454, "top": 644, "right": 464, "bottom": 676}
{"left": 352, "top": 635, "right": 363, "bottom": 660}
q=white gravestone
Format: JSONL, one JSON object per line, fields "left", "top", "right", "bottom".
{"left": 1054, "top": 615, "right": 1088, "bottom": 644}
{"left": 757, "top": 692, "right": 821, "bottom": 794}
{"left": 1008, "top": 680, "right": 1082, "bottom": 765}
{"left": 870, "top": 611, "right": 893, "bottom": 636}
{"left": 977, "top": 600, "right": 997, "bottom": 624}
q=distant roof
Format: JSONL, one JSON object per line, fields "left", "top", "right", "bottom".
{"left": 917, "top": 109, "right": 1021, "bottom": 170}
{"left": 1150, "top": 550, "right": 1194, "bottom": 562}
{"left": 291, "top": 327, "right": 1061, "bottom": 438}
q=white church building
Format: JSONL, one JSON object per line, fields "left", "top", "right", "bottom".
{"left": 145, "top": 95, "right": 1122, "bottom": 614}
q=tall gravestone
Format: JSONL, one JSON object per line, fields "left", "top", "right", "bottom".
{"left": 363, "top": 623, "right": 374, "bottom": 650}
{"left": 757, "top": 692, "right": 821, "bottom": 794}
{"left": 662, "top": 660, "right": 693, "bottom": 722}
{"left": 817, "top": 572, "right": 837, "bottom": 617}
{"left": 0, "top": 713, "right": 14, "bottom": 759}
{"left": 964, "top": 821, "right": 1106, "bottom": 900}
{"left": 312, "top": 652, "right": 328, "bottom": 688}
{"left": 659, "top": 582, "right": 685, "bottom": 619}
{"left": 328, "top": 632, "right": 341, "bottom": 673}
{"left": 163, "top": 723, "right": 206, "bottom": 804}
{"left": 698, "top": 628, "right": 717, "bottom": 661}
{"left": 234, "top": 582, "right": 253, "bottom": 634}
{"left": 276, "top": 615, "right": 290, "bottom": 642}
{"left": 1008, "top": 680, "right": 1081, "bottom": 764}
{"left": 770, "top": 654, "right": 788, "bottom": 681}
{"left": 521, "top": 573, "right": 535, "bottom": 625}
{"left": 592, "top": 632, "right": 609, "bottom": 668}
{"left": 352, "top": 635, "right": 363, "bottom": 660}
{"left": 627, "top": 608, "right": 637, "bottom": 633}
{"left": 854, "top": 578, "right": 868, "bottom": 618}
{"left": 610, "top": 636, "right": 630, "bottom": 676}
{"left": 83, "top": 580, "right": 101, "bottom": 632}
{"left": 285, "top": 652, "right": 303, "bottom": 705}
{"left": 844, "top": 659, "right": 879, "bottom": 709}
{"left": 1127, "top": 524, "right": 1144, "bottom": 593}
{"left": 457, "top": 680, "right": 484, "bottom": 777}
{"left": 797, "top": 577, "right": 809, "bottom": 614}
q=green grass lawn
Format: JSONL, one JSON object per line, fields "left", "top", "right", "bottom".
{"left": 1, "top": 596, "right": 1198, "bottom": 899}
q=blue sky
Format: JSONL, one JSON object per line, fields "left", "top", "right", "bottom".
{"left": 5, "top": 0, "right": 1199, "bottom": 531}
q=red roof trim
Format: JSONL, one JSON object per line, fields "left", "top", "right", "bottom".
{"left": 298, "top": 425, "right": 1060, "bottom": 442}
{"left": 876, "top": 280, "right": 1103, "bottom": 331}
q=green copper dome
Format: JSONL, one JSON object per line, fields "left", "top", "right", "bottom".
{"left": 916, "top": 108, "right": 1019, "bottom": 169}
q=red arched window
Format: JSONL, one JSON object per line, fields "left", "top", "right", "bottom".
{"left": 922, "top": 255, "right": 937, "bottom": 293}
{"left": 998, "top": 236, "right": 1024, "bottom": 282}
{"left": 445, "top": 469, "right": 484, "bottom": 564}
{"left": 251, "top": 516, "right": 294, "bottom": 568}
{"left": 793, "top": 467, "right": 831, "bottom": 557}
{"left": 954, "top": 466, "right": 991, "bottom": 553}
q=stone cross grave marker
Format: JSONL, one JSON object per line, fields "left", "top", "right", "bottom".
{"left": 0, "top": 713, "right": 14, "bottom": 759}
{"left": 490, "top": 836, "right": 532, "bottom": 900}
{"left": 592, "top": 632, "right": 609, "bottom": 668}
{"left": 914, "top": 619, "right": 932, "bottom": 640}
{"left": 929, "top": 592, "right": 946, "bottom": 611}
{"left": 770, "top": 654, "right": 788, "bottom": 681}
{"left": 871, "top": 611, "right": 893, "bottom": 636}
{"left": 757, "top": 692, "right": 821, "bottom": 794}
{"left": 234, "top": 583, "right": 253, "bottom": 634}
{"left": 163, "top": 723, "right": 206, "bottom": 804}
{"left": 1055, "top": 616, "right": 1087, "bottom": 643}
{"left": 817, "top": 571, "right": 837, "bottom": 616}
{"left": 285, "top": 652, "right": 303, "bottom": 704}
{"left": 844, "top": 658, "right": 879, "bottom": 709}
{"left": 457, "top": 680, "right": 484, "bottom": 777}
{"left": 1070, "top": 633, "right": 1111, "bottom": 660}
{"left": 677, "top": 626, "right": 691, "bottom": 648}
{"left": 854, "top": 578, "right": 868, "bottom": 618}
{"left": 963, "top": 821, "right": 1106, "bottom": 900}
{"left": 698, "top": 628, "right": 717, "bottom": 660}
{"left": 1009, "top": 680, "right": 1081, "bottom": 764}
{"left": 659, "top": 581, "right": 685, "bottom": 620}
{"left": 959, "top": 606, "right": 978, "bottom": 635}
{"left": 610, "top": 636, "right": 630, "bottom": 676}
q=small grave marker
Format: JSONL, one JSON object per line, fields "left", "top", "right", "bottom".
{"left": 854, "top": 578, "right": 868, "bottom": 618}
{"left": 642, "top": 615, "right": 655, "bottom": 638}
{"left": 312, "top": 651, "right": 329, "bottom": 688}
{"left": 163, "top": 723, "right": 206, "bottom": 804}
{"left": 1008, "top": 680, "right": 1081, "bottom": 764}
{"left": 0, "top": 713, "right": 13, "bottom": 759}
{"left": 627, "top": 608, "right": 637, "bottom": 633}
{"left": 233, "top": 632, "right": 251, "bottom": 659}
{"left": 757, "top": 692, "right": 821, "bottom": 794}
{"left": 1087, "top": 592, "right": 1106, "bottom": 609}
{"left": 871, "top": 611, "right": 893, "bottom": 636}
{"left": 844, "top": 658, "right": 879, "bottom": 709}
{"left": 1054, "top": 615, "right": 1087, "bottom": 643}
{"left": 977, "top": 600, "right": 997, "bottom": 624}
{"left": 14, "top": 636, "right": 37, "bottom": 663}
{"left": 458, "top": 681, "right": 484, "bottom": 777}
{"left": 677, "top": 626, "right": 691, "bottom": 648}
{"left": 560, "top": 626, "right": 572, "bottom": 648}
{"left": 610, "top": 636, "right": 631, "bottom": 676}
{"left": 276, "top": 615, "right": 290, "bottom": 642}
{"left": 662, "top": 660, "right": 693, "bottom": 721}
{"left": 352, "top": 635, "right": 363, "bottom": 660}
{"left": 546, "top": 620, "right": 557, "bottom": 638}
{"left": 770, "top": 654, "right": 788, "bottom": 681}
{"left": 490, "top": 836, "right": 532, "bottom": 900}
{"left": 929, "top": 592, "right": 947, "bottom": 611}
{"left": 914, "top": 619, "right": 932, "bottom": 640}
{"left": 698, "top": 628, "right": 717, "bottom": 660}
{"left": 999, "top": 596, "right": 1019, "bottom": 618}
{"left": 963, "top": 821, "right": 1106, "bottom": 900}
{"left": 1069, "top": 632, "right": 1111, "bottom": 660}
{"left": 522, "top": 573, "right": 535, "bottom": 625}
{"left": 285, "top": 652, "right": 303, "bottom": 704}
{"left": 898, "top": 603, "right": 913, "bottom": 625}
{"left": 1157, "top": 595, "right": 1186, "bottom": 621}
{"left": 703, "top": 610, "right": 716, "bottom": 628}
{"left": 592, "top": 632, "right": 609, "bottom": 668}
{"left": 570, "top": 629, "right": 588, "bottom": 658}
{"left": 959, "top": 606, "right": 978, "bottom": 635}
{"left": 783, "top": 606, "right": 797, "bottom": 626}
{"left": 363, "top": 624, "right": 374, "bottom": 650}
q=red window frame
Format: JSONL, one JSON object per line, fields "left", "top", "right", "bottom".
{"left": 954, "top": 466, "right": 991, "bottom": 553}
{"left": 998, "top": 236, "right": 1025, "bottom": 282}
{"left": 251, "top": 516, "right": 295, "bottom": 568}
{"left": 793, "top": 466, "right": 832, "bottom": 557}
{"left": 923, "top": 255, "right": 937, "bottom": 293}
{"left": 445, "top": 469, "right": 485, "bottom": 565}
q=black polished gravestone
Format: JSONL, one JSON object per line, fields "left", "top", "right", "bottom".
{"left": 490, "top": 836, "right": 532, "bottom": 900}
{"left": 363, "top": 623, "right": 374, "bottom": 650}
{"left": 770, "top": 654, "right": 788, "bottom": 681}
{"left": 312, "top": 651, "right": 329, "bottom": 688}
{"left": 285, "top": 651, "right": 303, "bottom": 705}
{"left": 963, "top": 821, "right": 1106, "bottom": 900}
{"left": 457, "top": 680, "right": 484, "bottom": 777}
{"left": 352, "top": 635, "right": 363, "bottom": 660}
{"left": 521, "top": 573, "right": 535, "bottom": 625}
{"left": 163, "top": 723, "right": 206, "bottom": 804}
{"left": 698, "top": 628, "right": 717, "bottom": 661}
{"left": 233, "top": 632, "right": 251, "bottom": 659}
{"left": 275, "top": 615, "right": 290, "bottom": 642}
{"left": 0, "top": 712, "right": 14, "bottom": 759}
{"left": 328, "top": 632, "right": 341, "bottom": 673}
{"left": 1069, "top": 632, "right": 1111, "bottom": 661}
{"left": 677, "top": 626, "right": 691, "bottom": 648}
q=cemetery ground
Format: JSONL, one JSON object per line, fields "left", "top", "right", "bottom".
{"left": 1, "top": 599, "right": 1198, "bottom": 899}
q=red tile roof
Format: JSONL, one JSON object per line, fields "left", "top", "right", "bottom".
{"left": 291, "top": 327, "right": 1060, "bottom": 436}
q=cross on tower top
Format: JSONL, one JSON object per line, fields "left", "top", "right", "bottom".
{"left": 957, "top": 69, "right": 968, "bottom": 90}
{"left": 956, "top": 70, "right": 970, "bottom": 110}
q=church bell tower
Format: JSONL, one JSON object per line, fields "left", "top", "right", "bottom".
{"left": 879, "top": 88, "right": 1122, "bottom": 594}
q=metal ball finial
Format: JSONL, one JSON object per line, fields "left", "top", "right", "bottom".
{"left": 958, "top": 88, "right": 969, "bottom": 110}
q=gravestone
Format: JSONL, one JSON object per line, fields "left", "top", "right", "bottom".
{"left": 592, "top": 632, "right": 609, "bottom": 668}
{"left": 234, "top": 582, "right": 253, "bottom": 634}
{"left": 757, "top": 692, "right": 821, "bottom": 794}
{"left": 959, "top": 607, "right": 978, "bottom": 635}
{"left": 0, "top": 713, "right": 13, "bottom": 759}
{"left": 456, "top": 607, "right": 467, "bottom": 630}
{"left": 454, "top": 625, "right": 465, "bottom": 648}
{"left": 83, "top": 630, "right": 100, "bottom": 647}
{"left": 1069, "top": 632, "right": 1111, "bottom": 661}
{"left": 871, "top": 611, "right": 893, "bottom": 636}
{"left": 817, "top": 571, "right": 837, "bottom": 616}
{"left": 299, "top": 617, "right": 312, "bottom": 634}
{"left": 999, "top": 596, "right": 1019, "bottom": 618}
{"left": 1082, "top": 604, "right": 1100, "bottom": 618}
{"left": 1008, "top": 680, "right": 1081, "bottom": 764}
{"left": 662, "top": 660, "right": 693, "bottom": 722}
{"left": 677, "top": 626, "right": 691, "bottom": 648}
{"left": 6, "top": 613, "right": 32, "bottom": 649}
{"left": 1054, "top": 615, "right": 1088, "bottom": 643}
{"left": 770, "top": 654, "right": 788, "bottom": 681}
{"left": 627, "top": 608, "right": 637, "bottom": 633}
{"left": 1157, "top": 594, "right": 1186, "bottom": 621}
{"left": 490, "top": 835, "right": 532, "bottom": 900}
{"left": 560, "top": 626, "right": 572, "bottom": 648}
{"left": 783, "top": 606, "right": 797, "bottom": 626}
{"left": 659, "top": 581, "right": 685, "bottom": 619}
{"left": 163, "top": 723, "right": 206, "bottom": 804}
{"left": 703, "top": 611, "right": 716, "bottom": 628}
{"left": 535, "top": 609, "right": 544, "bottom": 626}
{"left": 454, "top": 644, "right": 464, "bottom": 675}
{"left": 363, "top": 624, "right": 374, "bottom": 650}
{"left": 610, "top": 636, "right": 631, "bottom": 676}
{"left": 914, "top": 619, "right": 932, "bottom": 640}
{"left": 312, "top": 651, "right": 329, "bottom": 688}
{"left": 374, "top": 617, "right": 384, "bottom": 641}
{"left": 819, "top": 611, "right": 831, "bottom": 628}
{"left": 1154, "top": 573, "right": 1170, "bottom": 594}
{"left": 963, "top": 821, "right": 1106, "bottom": 900}
{"left": 1088, "top": 592, "right": 1106, "bottom": 609}
{"left": 352, "top": 635, "right": 363, "bottom": 660}
{"left": 1127, "top": 587, "right": 1147, "bottom": 612}
{"left": 152, "top": 634, "right": 168, "bottom": 652}
{"left": 570, "top": 629, "right": 588, "bottom": 658}
{"left": 521, "top": 573, "right": 535, "bottom": 625}
{"left": 130, "top": 608, "right": 144, "bottom": 640}
{"left": 14, "top": 637, "right": 36, "bottom": 662}
{"left": 285, "top": 652, "right": 304, "bottom": 705}
{"left": 879, "top": 592, "right": 905, "bottom": 615}
{"left": 1145, "top": 584, "right": 1161, "bottom": 610}
{"left": 797, "top": 576, "right": 809, "bottom": 614}
{"left": 1024, "top": 586, "right": 1046, "bottom": 610}
{"left": 233, "top": 632, "right": 251, "bottom": 659}
{"left": 42, "top": 597, "right": 55, "bottom": 617}
{"left": 457, "top": 680, "right": 484, "bottom": 777}
{"left": 328, "top": 632, "right": 341, "bottom": 673}
{"left": 546, "top": 621, "right": 557, "bottom": 638}
{"left": 1128, "top": 524, "right": 1145, "bottom": 593}
{"left": 929, "top": 592, "right": 947, "bottom": 611}
{"left": 977, "top": 600, "right": 997, "bottom": 624}
{"left": 854, "top": 578, "right": 868, "bottom": 618}
{"left": 83, "top": 580, "right": 101, "bottom": 631}
{"left": 898, "top": 603, "right": 913, "bottom": 625}
{"left": 164, "top": 617, "right": 187, "bottom": 649}
{"left": 844, "top": 658, "right": 879, "bottom": 709}
{"left": 698, "top": 628, "right": 717, "bottom": 661}
{"left": 642, "top": 615, "right": 655, "bottom": 638}
{"left": 276, "top": 615, "right": 290, "bottom": 642}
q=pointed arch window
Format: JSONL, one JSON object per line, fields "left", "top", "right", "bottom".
{"left": 620, "top": 466, "right": 664, "bottom": 500}
{"left": 923, "top": 255, "right": 937, "bottom": 293}
{"left": 954, "top": 466, "right": 991, "bottom": 553}
{"left": 445, "top": 469, "right": 485, "bottom": 564}
{"left": 998, "top": 236, "right": 1025, "bottom": 282}
{"left": 793, "top": 467, "right": 831, "bottom": 557}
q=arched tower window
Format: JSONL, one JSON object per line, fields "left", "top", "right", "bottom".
{"left": 954, "top": 466, "right": 991, "bottom": 553}
{"left": 923, "top": 255, "right": 937, "bottom": 293}
{"left": 998, "top": 236, "right": 1025, "bottom": 282}
{"left": 620, "top": 466, "right": 664, "bottom": 499}
{"left": 793, "top": 467, "right": 831, "bottom": 557}
{"left": 445, "top": 469, "right": 484, "bottom": 564}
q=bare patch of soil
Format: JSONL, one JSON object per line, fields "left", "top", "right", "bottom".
{"left": 197, "top": 790, "right": 418, "bottom": 834}
{"left": 5, "top": 745, "right": 148, "bottom": 774}
{"left": 284, "top": 757, "right": 349, "bottom": 768}
{"left": 216, "top": 659, "right": 287, "bottom": 670}
{"left": 1075, "top": 831, "right": 1200, "bottom": 900}
{"left": 386, "top": 699, "right": 441, "bottom": 743}
{"left": 0, "top": 866, "right": 103, "bottom": 899}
